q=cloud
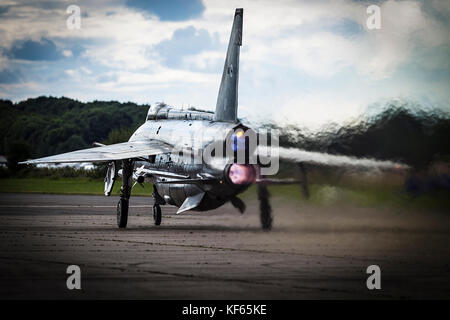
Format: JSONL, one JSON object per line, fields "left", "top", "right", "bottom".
{"left": 7, "top": 38, "right": 63, "bottom": 61}
{"left": 65, "top": 67, "right": 92, "bottom": 78}
{"left": 0, "top": 68, "right": 22, "bottom": 84}
{"left": 126, "top": 0, "right": 205, "bottom": 21}
{"left": 154, "top": 26, "right": 220, "bottom": 69}
{"left": 62, "top": 50, "right": 72, "bottom": 57}
{"left": 0, "top": 0, "right": 448, "bottom": 128}
{"left": 0, "top": 5, "right": 11, "bottom": 16}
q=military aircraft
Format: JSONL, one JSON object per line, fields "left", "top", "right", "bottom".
{"left": 21, "top": 9, "right": 406, "bottom": 230}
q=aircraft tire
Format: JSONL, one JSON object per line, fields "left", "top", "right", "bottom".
{"left": 153, "top": 204, "right": 162, "bottom": 226}
{"left": 117, "top": 198, "right": 128, "bottom": 228}
{"left": 260, "top": 208, "right": 272, "bottom": 231}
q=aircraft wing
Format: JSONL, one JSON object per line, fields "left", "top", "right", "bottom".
{"left": 19, "top": 140, "right": 173, "bottom": 164}
{"left": 258, "top": 146, "right": 408, "bottom": 169}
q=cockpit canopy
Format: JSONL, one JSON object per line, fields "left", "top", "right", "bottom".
{"left": 146, "top": 105, "right": 214, "bottom": 121}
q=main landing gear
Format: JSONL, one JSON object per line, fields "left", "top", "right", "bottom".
{"left": 258, "top": 183, "right": 273, "bottom": 231}
{"left": 117, "top": 159, "right": 133, "bottom": 229}
{"left": 116, "top": 164, "right": 164, "bottom": 228}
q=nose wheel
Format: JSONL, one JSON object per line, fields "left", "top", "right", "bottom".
{"left": 153, "top": 204, "right": 162, "bottom": 226}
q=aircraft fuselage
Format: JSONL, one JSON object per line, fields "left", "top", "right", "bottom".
{"left": 129, "top": 119, "right": 253, "bottom": 211}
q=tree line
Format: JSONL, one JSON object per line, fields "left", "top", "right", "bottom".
{"left": 1, "top": 96, "right": 449, "bottom": 172}
{"left": 1, "top": 96, "right": 148, "bottom": 170}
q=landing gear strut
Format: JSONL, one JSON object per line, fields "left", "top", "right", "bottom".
{"left": 152, "top": 184, "right": 164, "bottom": 226}
{"left": 153, "top": 204, "right": 162, "bottom": 225}
{"left": 258, "top": 183, "right": 273, "bottom": 231}
{"left": 117, "top": 159, "right": 133, "bottom": 228}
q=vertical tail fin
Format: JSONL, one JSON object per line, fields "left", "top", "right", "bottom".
{"left": 214, "top": 8, "right": 243, "bottom": 122}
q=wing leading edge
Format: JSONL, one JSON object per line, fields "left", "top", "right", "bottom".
{"left": 19, "top": 140, "right": 173, "bottom": 164}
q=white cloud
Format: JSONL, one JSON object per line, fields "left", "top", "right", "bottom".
{"left": 80, "top": 66, "right": 92, "bottom": 75}
{"left": 62, "top": 49, "right": 72, "bottom": 57}
{"left": 65, "top": 69, "right": 76, "bottom": 77}
{"left": 0, "top": 0, "right": 449, "bottom": 128}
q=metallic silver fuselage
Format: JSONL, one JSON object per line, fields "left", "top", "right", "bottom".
{"left": 130, "top": 119, "right": 249, "bottom": 210}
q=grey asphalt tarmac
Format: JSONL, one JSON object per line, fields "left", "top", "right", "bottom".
{"left": 0, "top": 193, "right": 449, "bottom": 299}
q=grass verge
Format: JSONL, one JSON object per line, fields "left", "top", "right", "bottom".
{"left": 1, "top": 177, "right": 448, "bottom": 211}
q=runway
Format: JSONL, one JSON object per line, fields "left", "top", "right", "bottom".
{"left": 0, "top": 193, "right": 449, "bottom": 299}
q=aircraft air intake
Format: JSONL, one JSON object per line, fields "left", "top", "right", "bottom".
{"left": 214, "top": 8, "right": 243, "bottom": 123}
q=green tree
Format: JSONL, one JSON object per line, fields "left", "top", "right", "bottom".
{"left": 6, "top": 141, "right": 30, "bottom": 172}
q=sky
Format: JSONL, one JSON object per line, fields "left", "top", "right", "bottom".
{"left": 0, "top": 0, "right": 449, "bottom": 129}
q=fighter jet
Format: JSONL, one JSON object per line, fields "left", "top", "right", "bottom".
{"left": 21, "top": 9, "right": 406, "bottom": 230}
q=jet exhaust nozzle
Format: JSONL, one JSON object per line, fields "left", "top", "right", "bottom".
{"left": 226, "top": 164, "right": 256, "bottom": 185}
